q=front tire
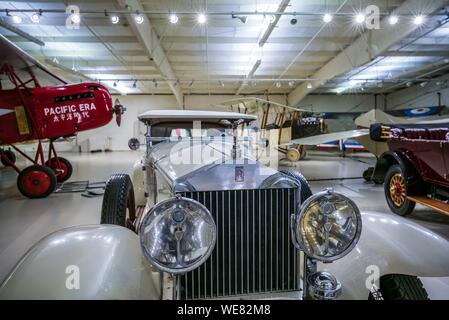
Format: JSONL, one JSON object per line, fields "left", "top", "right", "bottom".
{"left": 101, "top": 174, "right": 136, "bottom": 230}
{"left": 377, "top": 274, "right": 429, "bottom": 300}
{"left": 384, "top": 165, "right": 415, "bottom": 216}
{"left": 17, "top": 165, "right": 57, "bottom": 199}
{"left": 280, "top": 169, "right": 312, "bottom": 201}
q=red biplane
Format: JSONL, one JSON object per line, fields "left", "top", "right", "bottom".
{"left": 0, "top": 34, "right": 125, "bottom": 198}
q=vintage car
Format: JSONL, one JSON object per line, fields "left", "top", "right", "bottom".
{"left": 1, "top": 111, "right": 449, "bottom": 300}
{"left": 370, "top": 123, "right": 449, "bottom": 217}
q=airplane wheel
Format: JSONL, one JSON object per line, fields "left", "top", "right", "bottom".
{"left": 286, "top": 148, "right": 300, "bottom": 162}
{"left": 17, "top": 165, "right": 57, "bottom": 199}
{"left": 363, "top": 167, "right": 374, "bottom": 182}
{"left": 46, "top": 157, "right": 73, "bottom": 183}
{"left": 385, "top": 165, "right": 415, "bottom": 216}
{"left": 101, "top": 174, "right": 136, "bottom": 231}
{"left": 1, "top": 150, "right": 16, "bottom": 167}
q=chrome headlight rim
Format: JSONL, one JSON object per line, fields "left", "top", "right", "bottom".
{"left": 294, "top": 189, "right": 362, "bottom": 263}
{"left": 139, "top": 196, "right": 217, "bottom": 274}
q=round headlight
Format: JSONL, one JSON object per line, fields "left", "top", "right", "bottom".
{"left": 139, "top": 197, "right": 216, "bottom": 274}
{"left": 294, "top": 189, "right": 362, "bottom": 263}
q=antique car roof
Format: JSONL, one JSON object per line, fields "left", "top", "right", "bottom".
{"left": 138, "top": 110, "right": 257, "bottom": 125}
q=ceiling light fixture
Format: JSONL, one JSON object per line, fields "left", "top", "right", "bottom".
{"left": 135, "top": 14, "right": 144, "bottom": 24}
{"left": 218, "top": 80, "right": 225, "bottom": 88}
{"left": 307, "top": 82, "right": 313, "bottom": 90}
{"left": 31, "top": 12, "right": 41, "bottom": 23}
{"left": 323, "top": 13, "right": 333, "bottom": 23}
{"left": 232, "top": 13, "right": 247, "bottom": 24}
{"left": 414, "top": 15, "right": 424, "bottom": 26}
{"left": 111, "top": 15, "right": 120, "bottom": 24}
{"left": 268, "top": 14, "right": 276, "bottom": 23}
{"left": 169, "top": 13, "right": 179, "bottom": 24}
{"left": 406, "top": 81, "right": 413, "bottom": 87}
{"left": 132, "top": 80, "right": 137, "bottom": 88}
{"left": 198, "top": 13, "right": 207, "bottom": 24}
{"left": 288, "top": 80, "right": 296, "bottom": 87}
{"left": 388, "top": 15, "right": 399, "bottom": 25}
{"left": 275, "top": 81, "right": 282, "bottom": 88}
{"left": 251, "top": 80, "right": 257, "bottom": 87}
{"left": 290, "top": 17, "right": 298, "bottom": 25}
{"left": 113, "top": 81, "right": 117, "bottom": 87}
{"left": 355, "top": 13, "right": 365, "bottom": 24}
{"left": 12, "top": 15, "right": 22, "bottom": 24}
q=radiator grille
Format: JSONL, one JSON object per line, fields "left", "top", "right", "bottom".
{"left": 180, "top": 188, "right": 298, "bottom": 299}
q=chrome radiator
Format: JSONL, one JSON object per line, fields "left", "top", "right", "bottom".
{"left": 180, "top": 188, "right": 299, "bottom": 299}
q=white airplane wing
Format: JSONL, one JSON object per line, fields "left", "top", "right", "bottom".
{"left": 213, "top": 97, "right": 311, "bottom": 113}
{"left": 285, "top": 129, "right": 369, "bottom": 146}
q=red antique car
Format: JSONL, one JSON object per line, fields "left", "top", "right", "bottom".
{"left": 370, "top": 123, "right": 449, "bottom": 216}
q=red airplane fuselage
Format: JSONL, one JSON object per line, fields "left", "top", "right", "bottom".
{"left": 0, "top": 82, "right": 113, "bottom": 145}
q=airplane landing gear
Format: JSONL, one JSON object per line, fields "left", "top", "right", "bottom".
{"left": 46, "top": 157, "right": 73, "bottom": 183}
{"left": 17, "top": 165, "right": 57, "bottom": 199}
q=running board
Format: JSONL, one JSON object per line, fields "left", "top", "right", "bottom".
{"left": 407, "top": 196, "right": 449, "bottom": 216}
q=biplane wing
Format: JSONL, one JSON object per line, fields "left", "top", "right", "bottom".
{"left": 0, "top": 34, "right": 67, "bottom": 88}
{"left": 287, "top": 129, "right": 369, "bottom": 146}
{"left": 212, "top": 97, "right": 311, "bottom": 113}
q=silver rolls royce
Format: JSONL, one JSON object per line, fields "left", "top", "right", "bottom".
{"left": 2, "top": 110, "right": 449, "bottom": 300}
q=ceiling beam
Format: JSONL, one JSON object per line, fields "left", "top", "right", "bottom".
{"left": 118, "top": 0, "right": 183, "bottom": 107}
{"left": 287, "top": 0, "right": 449, "bottom": 106}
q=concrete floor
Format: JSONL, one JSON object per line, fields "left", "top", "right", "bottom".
{"left": 1, "top": 150, "right": 449, "bottom": 289}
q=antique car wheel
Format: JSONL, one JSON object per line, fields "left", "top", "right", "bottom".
{"left": 1, "top": 149, "right": 16, "bottom": 167}
{"left": 101, "top": 174, "right": 136, "bottom": 230}
{"left": 384, "top": 165, "right": 415, "bottom": 216}
{"left": 280, "top": 169, "right": 312, "bottom": 201}
{"left": 45, "top": 157, "right": 73, "bottom": 183}
{"left": 373, "top": 274, "right": 429, "bottom": 300}
{"left": 17, "top": 165, "right": 57, "bottom": 199}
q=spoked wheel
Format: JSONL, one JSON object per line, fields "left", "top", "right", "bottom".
{"left": 45, "top": 157, "right": 73, "bottom": 183}
{"left": 1, "top": 149, "right": 16, "bottom": 167}
{"left": 17, "top": 165, "right": 57, "bottom": 199}
{"left": 101, "top": 174, "right": 136, "bottom": 231}
{"left": 385, "top": 165, "right": 415, "bottom": 216}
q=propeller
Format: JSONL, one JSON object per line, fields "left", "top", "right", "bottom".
{"left": 113, "top": 98, "right": 126, "bottom": 127}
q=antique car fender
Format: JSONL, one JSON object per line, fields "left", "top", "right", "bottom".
{"left": 372, "top": 150, "right": 420, "bottom": 186}
{"left": 132, "top": 159, "right": 147, "bottom": 206}
{"left": 0, "top": 225, "right": 160, "bottom": 300}
{"left": 322, "top": 212, "right": 449, "bottom": 299}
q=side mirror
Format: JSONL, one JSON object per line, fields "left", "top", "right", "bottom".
{"left": 128, "top": 138, "right": 140, "bottom": 151}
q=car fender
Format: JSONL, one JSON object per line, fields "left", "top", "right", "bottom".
{"left": 321, "top": 212, "right": 449, "bottom": 299}
{"left": 0, "top": 225, "right": 160, "bottom": 300}
{"left": 132, "top": 159, "right": 146, "bottom": 206}
{"left": 373, "top": 150, "right": 419, "bottom": 184}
